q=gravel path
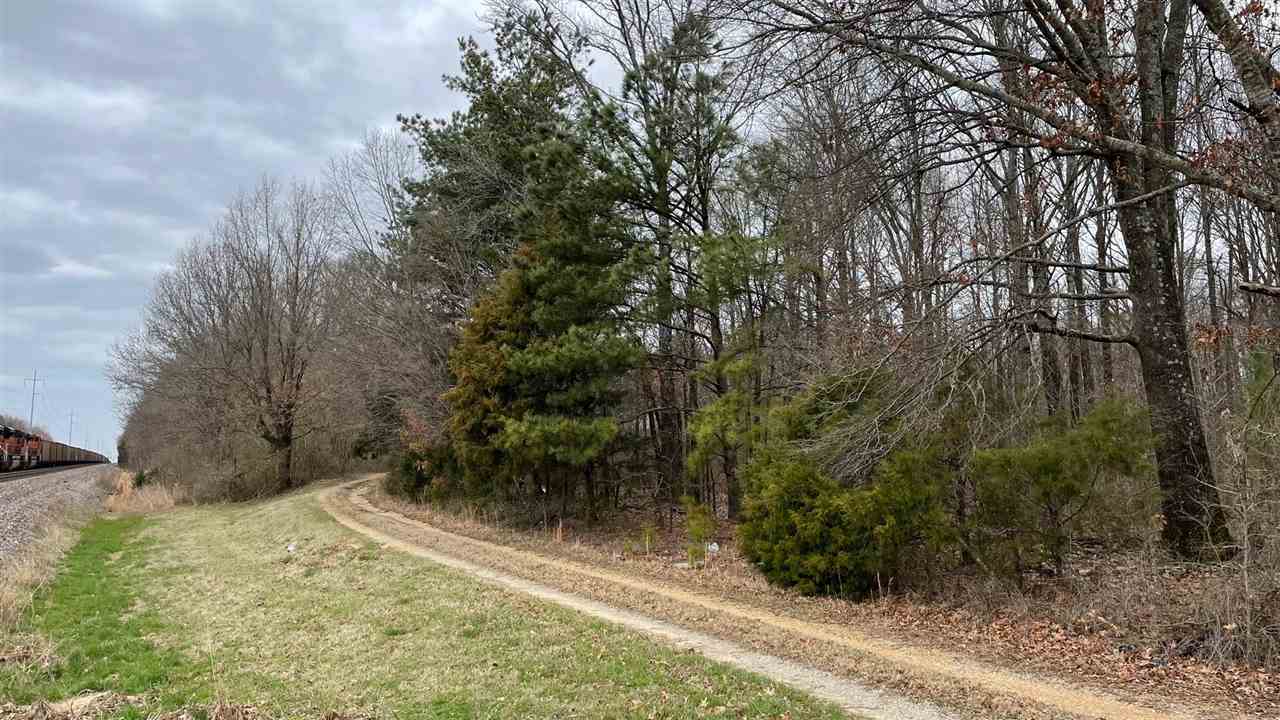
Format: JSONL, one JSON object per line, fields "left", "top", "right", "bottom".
{"left": 0, "top": 464, "right": 113, "bottom": 561}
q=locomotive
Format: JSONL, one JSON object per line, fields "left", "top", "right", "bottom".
{"left": 0, "top": 425, "right": 108, "bottom": 471}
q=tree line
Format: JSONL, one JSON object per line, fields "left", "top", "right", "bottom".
{"left": 112, "top": 0, "right": 1279, "bottom": 662}
{"left": 0, "top": 415, "right": 51, "bottom": 440}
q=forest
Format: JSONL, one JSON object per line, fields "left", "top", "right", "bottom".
{"left": 110, "top": 0, "right": 1280, "bottom": 669}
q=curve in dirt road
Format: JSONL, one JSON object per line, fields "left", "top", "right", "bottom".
{"left": 320, "top": 480, "right": 953, "bottom": 720}
{"left": 321, "top": 478, "right": 1205, "bottom": 720}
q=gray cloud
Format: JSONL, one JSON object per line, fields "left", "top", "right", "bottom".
{"left": 0, "top": 0, "right": 483, "bottom": 456}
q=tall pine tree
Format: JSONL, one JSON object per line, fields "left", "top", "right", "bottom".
{"left": 445, "top": 119, "right": 640, "bottom": 520}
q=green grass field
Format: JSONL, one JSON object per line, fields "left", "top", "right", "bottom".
{"left": 1, "top": 486, "right": 846, "bottom": 719}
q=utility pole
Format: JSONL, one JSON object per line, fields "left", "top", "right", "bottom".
{"left": 23, "top": 369, "right": 43, "bottom": 433}
{"left": 67, "top": 410, "right": 75, "bottom": 445}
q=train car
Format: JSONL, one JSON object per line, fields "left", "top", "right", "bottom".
{"left": 0, "top": 426, "right": 107, "bottom": 471}
{"left": 1, "top": 426, "right": 16, "bottom": 469}
{"left": 28, "top": 435, "right": 42, "bottom": 466}
{"left": 37, "top": 437, "right": 108, "bottom": 467}
{"left": 1, "top": 426, "right": 33, "bottom": 470}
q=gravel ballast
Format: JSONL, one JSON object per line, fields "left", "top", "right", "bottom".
{"left": 0, "top": 465, "right": 113, "bottom": 561}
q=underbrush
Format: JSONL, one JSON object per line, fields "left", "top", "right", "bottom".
{"left": 920, "top": 542, "right": 1280, "bottom": 669}
{"left": 121, "top": 437, "right": 387, "bottom": 504}
{"left": 104, "top": 470, "right": 185, "bottom": 513}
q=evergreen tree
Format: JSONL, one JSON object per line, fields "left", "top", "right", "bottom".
{"left": 445, "top": 121, "right": 641, "bottom": 519}
{"left": 397, "top": 11, "right": 588, "bottom": 310}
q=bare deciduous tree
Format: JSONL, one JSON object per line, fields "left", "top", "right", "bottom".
{"left": 725, "top": 0, "right": 1280, "bottom": 555}
{"left": 113, "top": 178, "right": 338, "bottom": 491}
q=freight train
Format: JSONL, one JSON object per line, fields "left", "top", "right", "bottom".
{"left": 0, "top": 425, "right": 108, "bottom": 471}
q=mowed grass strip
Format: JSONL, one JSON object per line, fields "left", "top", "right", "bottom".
{"left": 1, "top": 516, "right": 208, "bottom": 711}
{"left": 1, "top": 487, "right": 848, "bottom": 720}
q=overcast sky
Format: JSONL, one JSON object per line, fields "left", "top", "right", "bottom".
{"left": 0, "top": 0, "right": 483, "bottom": 459}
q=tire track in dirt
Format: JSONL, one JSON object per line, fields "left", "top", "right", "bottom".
{"left": 321, "top": 478, "right": 1191, "bottom": 720}
{"left": 321, "top": 480, "right": 948, "bottom": 720}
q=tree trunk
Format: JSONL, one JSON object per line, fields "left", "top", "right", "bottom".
{"left": 1095, "top": 166, "right": 1115, "bottom": 386}
{"left": 585, "top": 462, "right": 597, "bottom": 524}
{"left": 1202, "top": 192, "right": 1234, "bottom": 404}
{"left": 1065, "top": 161, "right": 1093, "bottom": 419}
{"left": 1115, "top": 188, "right": 1230, "bottom": 555}
{"left": 1024, "top": 148, "right": 1063, "bottom": 416}
{"left": 275, "top": 438, "right": 293, "bottom": 491}
{"left": 656, "top": 216, "right": 683, "bottom": 502}
{"left": 1103, "top": 0, "right": 1227, "bottom": 556}
{"left": 1223, "top": 241, "right": 1243, "bottom": 412}
{"left": 994, "top": 15, "right": 1032, "bottom": 387}
{"left": 1002, "top": 147, "right": 1032, "bottom": 378}
{"left": 836, "top": 236, "right": 851, "bottom": 317}
{"left": 813, "top": 261, "right": 827, "bottom": 350}
{"left": 1032, "top": 260, "right": 1064, "bottom": 417}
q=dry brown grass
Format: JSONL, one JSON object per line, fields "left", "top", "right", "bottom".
{"left": 0, "top": 521, "right": 81, "bottom": 633}
{"left": 0, "top": 694, "right": 369, "bottom": 720}
{"left": 0, "top": 691, "right": 138, "bottom": 719}
{"left": 104, "top": 471, "right": 185, "bottom": 514}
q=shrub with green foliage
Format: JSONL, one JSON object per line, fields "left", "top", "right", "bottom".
{"left": 736, "top": 368, "right": 956, "bottom": 596}
{"left": 738, "top": 446, "right": 949, "bottom": 596}
{"left": 741, "top": 395, "right": 1159, "bottom": 596}
{"left": 969, "top": 399, "right": 1154, "bottom": 576}
{"left": 383, "top": 453, "right": 424, "bottom": 499}
{"left": 764, "top": 369, "right": 897, "bottom": 450}
{"left": 681, "top": 496, "right": 716, "bottom": 566}
{"left": 383, "top": 444, "right": 462, "bottom": 501}
{"left": 738, "top": 448, "right": 850, "bottom": 594}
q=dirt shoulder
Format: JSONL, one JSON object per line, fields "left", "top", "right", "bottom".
{"left": 324, "top": 477, "right": 1237, "bottom": 720}
{"left": 321, "top": 482, "right": 948, "bottom": 720}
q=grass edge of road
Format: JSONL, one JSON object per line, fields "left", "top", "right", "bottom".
{"left": 1, "top": 485, "right": 852, "bottom": 720}
{"left": 1, "top": 514, "right": 206, "bottom": 711}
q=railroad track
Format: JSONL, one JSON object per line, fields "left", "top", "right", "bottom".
{"left": 0, "top": 464, "right": 99, "bottom": 483}
{"left": 0, "top": 463, "right": 113, "bottom": 561}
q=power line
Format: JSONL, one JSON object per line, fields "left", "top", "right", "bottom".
{"left": 23, "top": 370, "right": 44, "bottom": 433}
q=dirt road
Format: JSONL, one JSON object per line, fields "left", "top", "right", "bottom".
{"left": 320, "top": 478, "right": 1213, "bottom": 720}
